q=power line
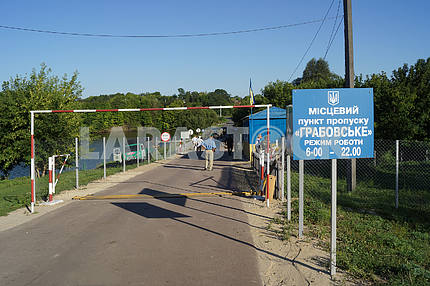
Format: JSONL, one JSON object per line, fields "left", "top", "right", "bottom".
{"left": 324, "top": 18, "right": 343, "bottom": 60}
{"left": 0, "top": 16, "right": 341, "bottom": 38}
{"left": 324, "top": 0, "right": 341, "bottom": 60}
{"left": 288, "top": 0, "right": 336, "bottom": 82}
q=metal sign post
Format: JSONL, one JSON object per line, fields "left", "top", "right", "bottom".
{"left": 292, "top": 88, "right": 374, "bottom": 276}
{"left": 298, "top": 160, "right": 304, "bottom": 238}
{"left": 331, "top": 158, "right": 337, "bottom": 276}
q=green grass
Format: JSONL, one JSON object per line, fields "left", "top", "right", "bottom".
{"left": 0, "top": 161, "right": 151, "bottom": 216}
{"left": 278, "top": 172, "right": 430, "bottom": 285}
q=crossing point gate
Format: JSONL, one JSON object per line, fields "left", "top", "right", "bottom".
{"left": 30, "top": 104, "right": 273, "bottom": 212}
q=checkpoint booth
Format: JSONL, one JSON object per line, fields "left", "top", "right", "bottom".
{"left": 242, "top": 106, "right": 291, "bottom": 160}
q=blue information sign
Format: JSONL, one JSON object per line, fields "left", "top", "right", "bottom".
{"left": 292, "top": 88, "right": 374, "bottom": 160}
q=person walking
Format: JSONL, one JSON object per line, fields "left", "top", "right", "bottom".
{"left": 196, "top": 136, "right": 204, "bottom": 152}
{"left": 202, "top": 134, "right": 216, "bottom": 171}
{"left": 255, "top": 134, "right": 262, "bottom": 152}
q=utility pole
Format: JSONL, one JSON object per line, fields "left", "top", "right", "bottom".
{"left": 344, "top": 0, "right": 356, "bottom": 191}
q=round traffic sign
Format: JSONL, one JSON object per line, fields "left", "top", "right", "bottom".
{"left": 188, "top": 129, "right": 193, "bottom": 135}
{"left": 196, "top": 128, "right": 201, "bottom": 133}
{"left": 161, "top": 132, "right": 171, "bottom": 142}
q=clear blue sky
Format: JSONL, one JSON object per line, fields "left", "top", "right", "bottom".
{"left": 1, "top": 0, "right": 429, "bottom": 98}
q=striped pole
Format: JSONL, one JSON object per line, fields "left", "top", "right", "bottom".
{"left": 260, "top": 153, "right": 265, "bottom": 181}
{"left": 30, "top": 112, "right": 35, "bottom": 213}
{"left": 31, "top": 105, "right": 269, "bottom": 114}
{"left": 48, "top": 156, "right": 53, "bottom": 202}
{"left": 52, "top": 155, "right": 55, "bottom": 193}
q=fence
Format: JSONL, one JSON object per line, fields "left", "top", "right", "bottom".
{"left": 287, "top": 139, "right": 430, "bottom": 217}
{"left": 251, "top": 138, "right": 430, "bottom": 225}
{"left": 1, "top": 134, "right": 186, "bottom": 209}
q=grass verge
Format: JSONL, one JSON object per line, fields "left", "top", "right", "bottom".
{"left": 0, "top": 160, "right": 152, "bottom": 216}
{"left": 275, "top": 172, "right": 430, "bottom": 285}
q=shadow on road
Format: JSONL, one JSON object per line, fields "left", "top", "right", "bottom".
{"left": 112, "top": 202, "right": 190, "bottom": 219}
{"left": 111, "top": 193, "right": 328, "bottom": 276}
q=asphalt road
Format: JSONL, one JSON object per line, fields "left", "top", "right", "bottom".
{"left": 0, "top": 155, "right": 262, "bottom": 286}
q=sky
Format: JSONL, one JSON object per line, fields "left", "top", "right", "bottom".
{"left": 1, "top": 0, "right": 429, "bottom": 99}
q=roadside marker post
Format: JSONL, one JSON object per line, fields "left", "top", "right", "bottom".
{"left": 48, "top": 156, "right": 53, "bottom": 202}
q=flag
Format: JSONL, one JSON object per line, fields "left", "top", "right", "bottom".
{"left": 249, "top": 78, "right": 255, "bottom": 105}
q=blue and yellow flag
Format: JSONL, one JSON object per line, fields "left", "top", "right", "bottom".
{"left": 249, "top": 78, "right": 255, "bottom": 105}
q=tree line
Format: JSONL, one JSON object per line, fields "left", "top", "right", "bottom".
{"left": 0, "top": 57, "right": 429, "bottom": 177}
{"left": 232, "top": 57, "right": 430, "bottom": 142}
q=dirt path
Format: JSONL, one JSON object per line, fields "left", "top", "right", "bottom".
{"left": 230, "top": 161, "right": 358, "bottom": 286}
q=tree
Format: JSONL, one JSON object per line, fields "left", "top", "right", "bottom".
{"left": 0, "top": 64, "right": 83, "bottom": 177}
{"left": 298, "top": 58, "right": 341, "bottom": 85}
{"left": 261, "top": 80, "right": 293, "bottom": 108}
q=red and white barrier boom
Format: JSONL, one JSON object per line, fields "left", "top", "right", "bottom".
{"left": 30, "top": 104, "right": 272, "bottom": 212}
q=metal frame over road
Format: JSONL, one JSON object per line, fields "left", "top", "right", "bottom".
{"left": 30, "top": 104, "right": 272, "bottom": 213}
